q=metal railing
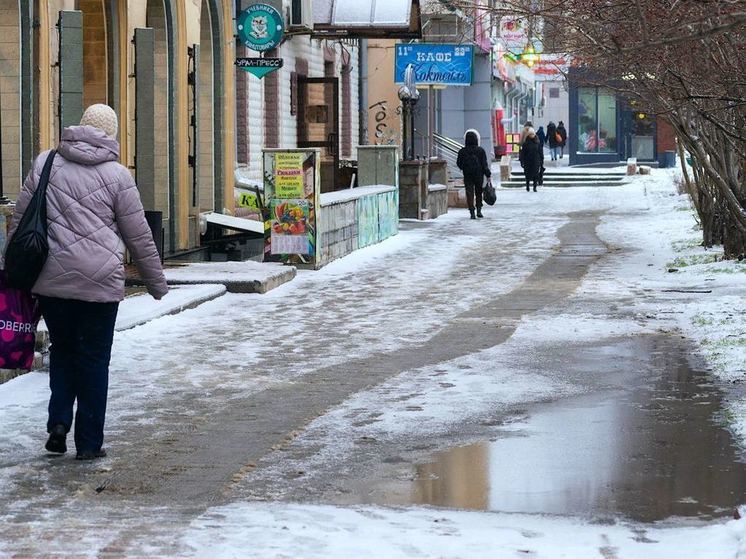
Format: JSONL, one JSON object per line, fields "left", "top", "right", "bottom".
{"left": 433, "top": 133, "right": 463, "bottom": 180}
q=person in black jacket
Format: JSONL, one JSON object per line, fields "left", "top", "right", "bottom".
{"left": 519, "top": 128, "right": 544, "bottom": 192}
{"left": 546, "top": 121, "right": 559, "bottom": 161}
{"left": 557, "top": 121, "right": 568, "bottom": 159}
{"left": 536, "top": 126, "right": 546, "bottom": 149}
{"left": 456, "top": 129, "right": 492, "bottom": 219}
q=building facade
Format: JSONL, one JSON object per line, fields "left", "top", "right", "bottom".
{"left": 0, "top": 0, "right": 236, "bottom": 254}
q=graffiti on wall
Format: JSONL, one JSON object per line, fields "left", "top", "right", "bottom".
{"left": 378, "top": 190, "right": 399, "bottom": 240}
{"left": 368, "top": 100, "right": 401, "bottom": 146}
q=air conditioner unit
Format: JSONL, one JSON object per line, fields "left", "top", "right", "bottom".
{"left": 289, "top": 0, "right": 313, "bottom": 31}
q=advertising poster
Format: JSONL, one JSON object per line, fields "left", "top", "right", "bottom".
{"left": 274, "top": 152, "right": 305, "bottom": 198}
{"left": 394, "top": 44, "right": 473, "bottom": 86}
{"left": 270, "top": 200, "right": 310, "bottom": 255}
{"left": 262, "top": 149, "right": 320, "bottom": 266}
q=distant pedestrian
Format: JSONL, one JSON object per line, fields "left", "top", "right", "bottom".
{"left": 457, "top": 129, "right": 492, "bottom": 219}
{"left": 546, "top": 121, "right": 559, "bottom": 161}
{"left": 519, "top": 127, "right": 544, "bottom": 192}
{"left": 557, "top": 121, "right": 568, "bottom": 159}
{"left": 519, "top": 121, "right": 534, "bottom": 144}
{"left": 536, "top": 126, "right": 546, "bottom": 149}
{"left": 5, "top": 104, "right": 168, "bottom": 460}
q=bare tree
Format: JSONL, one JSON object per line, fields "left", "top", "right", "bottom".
{"left": 460, "top": 0, "right": 746, "bottom": 255}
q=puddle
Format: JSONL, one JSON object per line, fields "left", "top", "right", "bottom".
{"left": 384, "top": 336, "right": 746, "bottom": 522}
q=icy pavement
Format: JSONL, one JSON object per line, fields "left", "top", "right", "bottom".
{"left": 2, "top": 170, "right": 746, "bottom": 557}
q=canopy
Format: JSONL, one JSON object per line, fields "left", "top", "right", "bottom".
{"left": 313, "top": 0, "right": 421, "bottom": 37}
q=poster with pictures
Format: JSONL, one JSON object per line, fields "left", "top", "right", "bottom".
{"left": 262, "top": 149, "right": 320, "bottom": 266}
{"left": 270, "top": 199, "right": 310, "bottom": 255}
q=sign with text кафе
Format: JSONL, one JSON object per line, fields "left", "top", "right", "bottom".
{"left": 394, "top": 44, "right": 473, "bottom": 87}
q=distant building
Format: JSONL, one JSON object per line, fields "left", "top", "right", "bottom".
{"left": 568, "top": 68, "right": 676, "bottom": 166}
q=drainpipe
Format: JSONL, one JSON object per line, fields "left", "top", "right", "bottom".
{"left": 505, "top": 86, "right": 520, "bottom": 132}
{"left": 358, "top": 39, "right": 367, "bottom": 146}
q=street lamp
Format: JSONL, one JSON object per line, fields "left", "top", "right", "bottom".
{"left": 398, "top": 64, "right": 420, "bottom": 161}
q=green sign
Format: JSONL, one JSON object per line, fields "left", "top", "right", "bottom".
{"left": 237, "top": 4, "right": 284, "bottom": 52}
{"left": 235, "top": 57, "right": 284, "bottom": 79}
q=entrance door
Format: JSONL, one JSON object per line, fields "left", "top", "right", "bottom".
{"left": 629, "top": 112, "right": 656, "bottom": 161}
{"left": 297, "top": 76, "right": 339, "bottom": 192}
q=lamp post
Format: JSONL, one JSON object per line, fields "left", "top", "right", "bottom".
{"left": 398, "top": 64, "right": 420, "bottom": 161}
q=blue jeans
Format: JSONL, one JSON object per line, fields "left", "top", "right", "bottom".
{"left": 550, "top": 147, "right": 559, "bottom": 160}
{"left": 39, "top": 297, "right": 119, "bottom": 453}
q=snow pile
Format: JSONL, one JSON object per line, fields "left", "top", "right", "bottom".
{"left": 180, "top": 502, "right": 746, "bottom": 559}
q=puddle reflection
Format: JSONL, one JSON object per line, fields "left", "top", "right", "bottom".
{"left": 408, "top": 337, "right": 746, "bottom": 522}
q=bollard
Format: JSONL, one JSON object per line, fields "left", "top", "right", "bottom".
{"left": 500, "top": 155, "right": 512, "bottom": 182}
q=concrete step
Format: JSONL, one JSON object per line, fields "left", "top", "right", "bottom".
{"left": 502, "top": 180, "right": 628, "bottom": 188}
{"left": 511, "top": 174, "right": 626, "bottom": 181}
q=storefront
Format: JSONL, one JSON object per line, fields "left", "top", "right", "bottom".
{"left": 568, "top": 68, "right": 674, "bottom": 166}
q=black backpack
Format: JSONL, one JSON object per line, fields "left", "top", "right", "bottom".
{"left": 4, "top": 150, "right": 56, "bottom": 291}
{"left": 461, "top": 149, "right": 482, "bottom": 176}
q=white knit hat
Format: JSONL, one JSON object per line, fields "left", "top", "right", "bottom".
{"left": 80, "top": 104, "right": 118, "bottom": 138}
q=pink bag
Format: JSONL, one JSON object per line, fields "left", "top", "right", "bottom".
{"left": 0, "top": 271, "right": 40, "bottom": 370}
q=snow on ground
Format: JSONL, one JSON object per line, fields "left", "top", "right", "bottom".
{"left": 178, "top": 502, "right": 746, "bottom": 559}
{"left": 584, "top": 169, "right": 746, "bottom": 448}
{"left": 2, "top": 168, "right": 746, "bottom": 557}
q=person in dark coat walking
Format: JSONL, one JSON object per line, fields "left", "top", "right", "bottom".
{"left": 456, "top": 129, "right": 491, "bottom": 219}
{"left": 519, "top": 128, "right": 544, "bottom": 192}
{"left": 536, "top": 126, "right": 546, "bottom": 149}
{"left": 557, "top": 121, "right": 568, "bottom": 159}
{"left": 546, "top": 121, "right": 559, "bottom": 161}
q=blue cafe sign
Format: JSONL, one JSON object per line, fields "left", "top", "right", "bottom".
{"left": 237, "top": 3, "right": 284, "bottom": 52}
{"left": 395, "top": 44, "right": 474, "bottom": 86}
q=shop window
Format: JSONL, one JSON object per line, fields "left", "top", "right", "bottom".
{"left": 577, "top": 87, "right": 616, "bottom": 153}
{"left": 549, "top": 87, "right": 559, "bottom": 99}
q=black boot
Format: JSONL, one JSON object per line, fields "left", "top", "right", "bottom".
{"left": 469, "top": 208, "right": 476, "bottom": 219}
{"left": 45, "top": 424, "right": 67, "bottom": 454}
{"left": 476, "top": 207, "right": 483, "bottom": 218}
{"left": 526, "top": 185, "right": 530, "bottom": 192}
{"left": 533, "top": 185, "right": 537, "bottom": 192}
{"left": 75, "top": 448, "right": 107, "bottom": 461}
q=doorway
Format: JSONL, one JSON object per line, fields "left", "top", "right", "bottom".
{"left": 297, "top": 76, "right": 339, "bottom": 193}
{"left": 629, "top": 112, "right": 656, "bottom": 161}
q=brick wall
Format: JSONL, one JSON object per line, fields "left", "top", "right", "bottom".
{"left": 237, "top": 38, "right": 360, "bottom": 183}
{"left": 147, "top": 0, "right": 171, "bottom": 219}
{"left": 657, "top": 118, "right": 676, "bottom": 153}
{"left": 0, "top": 5, "right": 21, "bottom": 197}
{"left": 235, "top": 44, "right": 250, "bottom": 165}
{"left": 80, "top": 0, "right": 107, "bottom": 108}
{"left": 198, "top": 3, "right": 215, "bottom": 212}
{"left": 263, "top": 48, "right": 279, "bottom": 148}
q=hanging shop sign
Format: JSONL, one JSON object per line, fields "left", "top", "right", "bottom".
{"left": 235, "top": 57, "right": 284, "bottom": 79}
{"left": 394, "top": 44, "right": 473, "bottom": 87}
{"left": 237, "top": 3, "right": 284, "bottom": 52}
{"left": 262, "top": 149, "right": 320, "bottom": 266}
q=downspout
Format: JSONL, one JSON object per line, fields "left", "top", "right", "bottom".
{"left": 359, "top": 39, "right": 368, "bottom": 145}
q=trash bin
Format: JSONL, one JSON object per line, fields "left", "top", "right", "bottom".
{"left": 663, "top": 150, "right": 676, "bottom": 168}
{"left": 144, "top": 210, "right": 163, "bottom": 262}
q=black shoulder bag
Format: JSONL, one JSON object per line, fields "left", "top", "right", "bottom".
{"left": 4, "top": 150, "right": 57, "bottom": 290}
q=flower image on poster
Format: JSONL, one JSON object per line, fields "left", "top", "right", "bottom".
{"left": 270, "top": 199, "right": 310, "bottom": 255}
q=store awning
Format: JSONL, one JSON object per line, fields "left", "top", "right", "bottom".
{"left": 313, "top": 0, "right": 421, "bottom": 38}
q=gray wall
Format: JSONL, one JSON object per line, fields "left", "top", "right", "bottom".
{"left": 412, "top": 53, "right": 495, "bottom": 160}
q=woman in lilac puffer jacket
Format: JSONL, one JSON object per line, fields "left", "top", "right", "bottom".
{"left": 6, "top": 104, "right": 168, "bottom": 460}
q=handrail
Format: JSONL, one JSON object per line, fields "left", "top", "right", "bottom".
{"left": 433, "top": 133, "right": 463, "bottom": 153}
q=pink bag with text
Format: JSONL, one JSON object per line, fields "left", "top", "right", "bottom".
{"left": 0, "top": 271, "right": 40, "bottom": 370}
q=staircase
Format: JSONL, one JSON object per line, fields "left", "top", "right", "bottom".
{"left": 504, "top": 169, "right": 627, "bottom": 188}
